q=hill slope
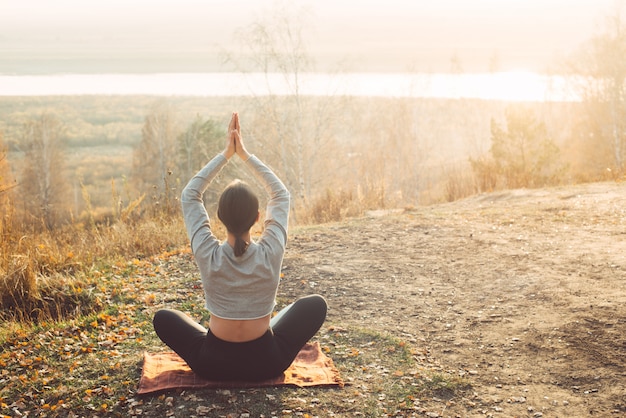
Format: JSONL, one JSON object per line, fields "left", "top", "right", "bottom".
{"left": 1, "top": 181, "right": 624, "bottom": 417}
{"left": 282, "top": 181, "right": 626, "bottom": 416}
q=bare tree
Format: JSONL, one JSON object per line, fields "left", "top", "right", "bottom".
{"left": 349, "top": 98, "right": 429, "bottom": 206}
{"left": 0, "top": 132, "right": 14, "bottom": 197}
{"left": 132, "top": 101, "right": 178, "bottom": 194}
{"left": 178, "top": 115, "right": 224, "bottom": 181}
{"left": 0, "top": 132, "right": 16, "bottom": 234}
{"left": 568, "top": 4, "right": 626, "bottom": 177}
{"left": 19, "top": 113, "right": 68, "bottom": 230}
{"left": 226, "top": 2, "right": 343, "bottom": 221}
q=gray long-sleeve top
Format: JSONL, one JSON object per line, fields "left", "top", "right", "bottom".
{"left": 181, "top": 153, "right": 290, "bottom": 320}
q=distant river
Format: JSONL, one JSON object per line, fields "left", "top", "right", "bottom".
{"left": 0, "top": 72, "right": 576, "bottom": 102}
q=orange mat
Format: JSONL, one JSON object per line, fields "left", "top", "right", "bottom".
{"left": 137, "top": 342, "right": 344, "bottom": 394}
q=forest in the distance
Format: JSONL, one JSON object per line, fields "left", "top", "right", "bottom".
{"left": 0, "top": 91, "right": 620, "bottom": 225}
{"left": 0, "top": 94, "right": 600, "bottom": 229}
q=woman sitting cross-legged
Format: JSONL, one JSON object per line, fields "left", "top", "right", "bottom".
{"left": 153, "top": 112, "right": 327, "bottom": 381}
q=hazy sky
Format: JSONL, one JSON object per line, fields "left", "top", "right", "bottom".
{"left": 0, "top": 0, "right": 619, "bottom": 74}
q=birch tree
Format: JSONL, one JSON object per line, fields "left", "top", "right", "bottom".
{"left": 0, "top": 133, "right": 13, "bottom": 198}
{"left": 568, "top": 4, "right": 626, "bottom": 177}
{"left": 0, "top": 133, "right": 15, "bottom": 233}
{"left": 132, "top": 101, "right": 178, "bottom": 195}
{"left": 178, "top": 115, "right": 224, "bottom": 181}
{"left": 227, "top": 2, "right": 342, "bottom": 221}
{"left": 19, "top": 114, "right": 68, "bottom": 230}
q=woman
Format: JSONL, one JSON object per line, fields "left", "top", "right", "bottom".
{"left": 153, "top": 112, "right": 327, "bottom": 381}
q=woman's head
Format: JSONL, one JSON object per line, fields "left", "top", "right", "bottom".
{"left": 217, "top": 180, "right": 259, "bottom": 256}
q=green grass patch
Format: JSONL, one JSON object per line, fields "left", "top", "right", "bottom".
{"left": 0, "top": 251, "right": 471, "bottom": 417}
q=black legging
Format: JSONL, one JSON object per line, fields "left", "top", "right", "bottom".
{"left": 153, "top": 294, "right": 327, "bottom": 381}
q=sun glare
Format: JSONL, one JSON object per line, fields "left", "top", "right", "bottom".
{"left": 0, "top": 71, "right": 575, "bottom": 102}
{"left": 452, "top": 70, "right": 570, "bottom": 102}
{"left": 312, "top": 71, "right": 574, "bottom": 102}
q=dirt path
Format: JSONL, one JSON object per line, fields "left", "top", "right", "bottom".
{"left": 281, "top": 182, "right": 626, "bottom": 417}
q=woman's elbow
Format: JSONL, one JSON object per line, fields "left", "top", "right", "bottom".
{"left": 181, "top": 185, "right": 200, "bottom": 204}
{"left": 281, "top": 190, "right": 291, "bottom": 207}
{"left": 181, "top": 182, "right": 195, "bottom": 197}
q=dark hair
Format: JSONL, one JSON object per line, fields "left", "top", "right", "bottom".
{"left": 217, "top": 180, "right": 259, "bottom": 257}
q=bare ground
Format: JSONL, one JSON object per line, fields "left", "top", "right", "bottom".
{"left": 281, "top": 181, "right": 626, "bottom": 417}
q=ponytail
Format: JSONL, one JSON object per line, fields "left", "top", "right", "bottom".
{"left": 233, "top": 235, "right": 249, "bottom": 257}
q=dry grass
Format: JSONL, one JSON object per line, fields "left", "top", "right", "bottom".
{"left": 0, "top": 160, "right": 530, "bottom": 323}
{"left": 301, "top": 183, "right": 391, "bottom": 224}
{"left": 0, "top": 193, "right": 188, "bottom": 322}
{"left": 0, "top": 171, "right": 389, "bottom": 322}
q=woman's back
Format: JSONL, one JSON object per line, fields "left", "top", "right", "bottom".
{"left": 181, "top": 153, "right": 289, "bottom": 326}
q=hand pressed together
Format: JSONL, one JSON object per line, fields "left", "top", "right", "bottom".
{"left": 223, "top": 112, "right": 250, "bottom": 161}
